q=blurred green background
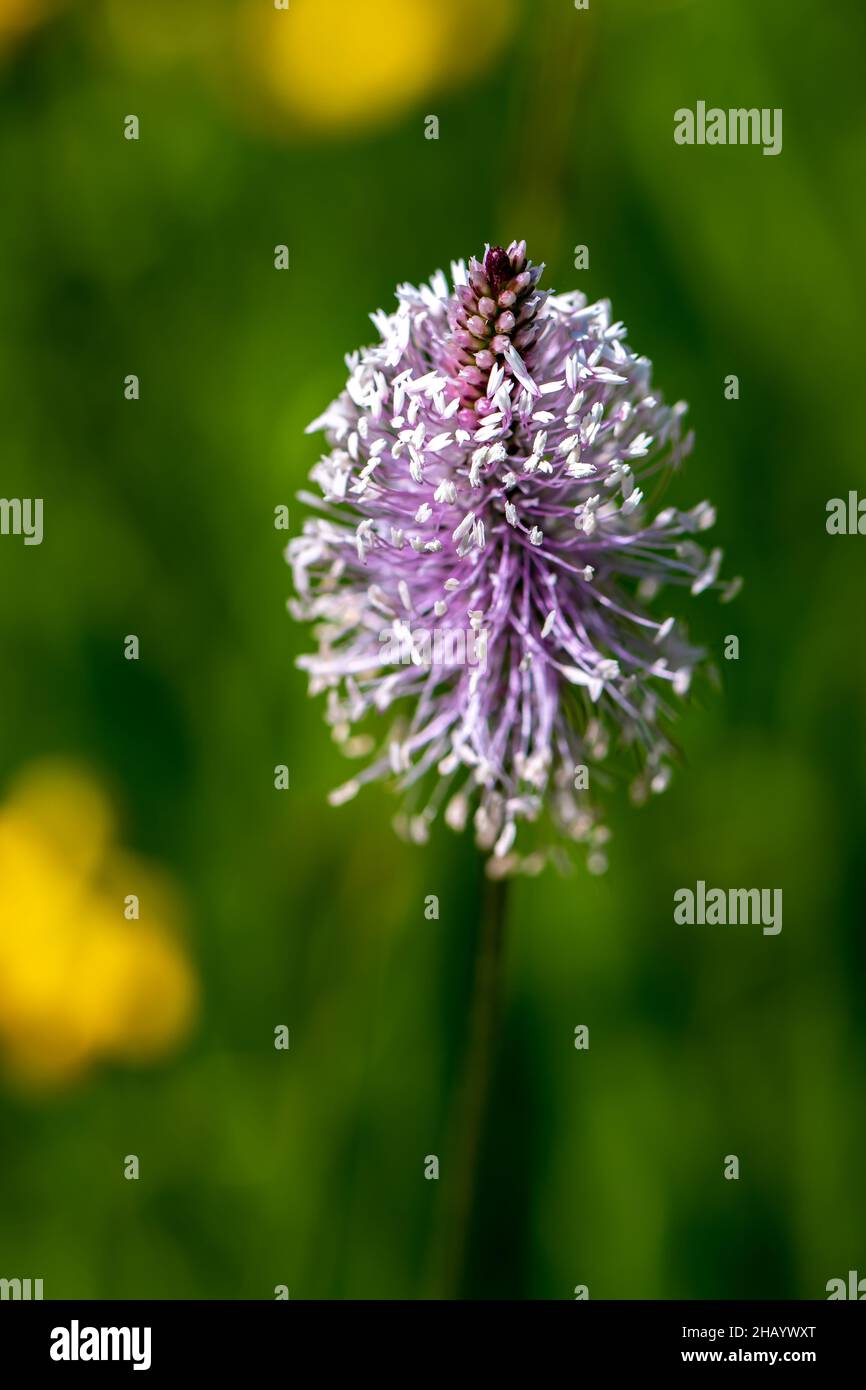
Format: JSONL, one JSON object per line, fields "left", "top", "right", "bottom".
{"left": 1, "top": 0, "right": 865, "bottom": 1300}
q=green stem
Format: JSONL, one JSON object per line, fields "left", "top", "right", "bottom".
{"left": 434, "top": 869, "right": 510, "bottom": 1299}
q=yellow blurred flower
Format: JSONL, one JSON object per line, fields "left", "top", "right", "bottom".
{"left": 0, "top": 0, "right": 65, "bottom": 56}
{"left": 0, "top": 762, "right": 198, "bottom": 1088}
{"left": 242, "top": 0, "right": 517, "bottom": 134}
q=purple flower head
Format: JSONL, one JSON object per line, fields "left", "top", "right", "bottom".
{"left": 288, "top": 242, "right": 738, "bottom": 875}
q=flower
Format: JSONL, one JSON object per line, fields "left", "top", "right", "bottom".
{"left": 0, "top": 762, "right": 198, "bottom": 1087}
{"left": 0, "top": 0, "right": 62, "bottom": 57}
{"left": 288, "top": 242, "right": 738, "bottom": 874}
{"left": 243, "top": 0, "right": 516, "bottom": 135}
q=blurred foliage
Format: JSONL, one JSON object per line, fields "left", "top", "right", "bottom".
{"left": 0, "top": 0, "right": 864, "bottom": 1299}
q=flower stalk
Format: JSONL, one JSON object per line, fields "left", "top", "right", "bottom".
{"left": 431, "top": 868, "right": 509, "bottom": 1299}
